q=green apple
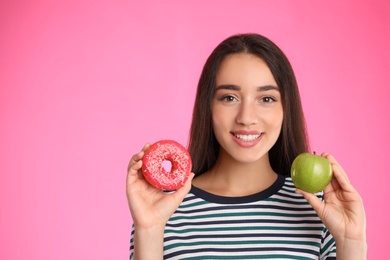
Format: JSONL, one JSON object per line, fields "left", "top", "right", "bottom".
{"left": 291, "top": 152, "right": 333, "bottom": 193}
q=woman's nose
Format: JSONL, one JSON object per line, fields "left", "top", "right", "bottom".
{"left": 236, "top": 102, "right": 258, "bottom": 126}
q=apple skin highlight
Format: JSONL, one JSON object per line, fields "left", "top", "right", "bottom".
{"left": 291, "top": 152, "right": 333, "bottom": 193}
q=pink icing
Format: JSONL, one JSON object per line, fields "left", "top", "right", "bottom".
{"left": 142, "top": 140, "right": 192, "bottom": 190}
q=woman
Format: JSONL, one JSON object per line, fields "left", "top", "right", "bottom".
{"left": 127, "top": 33, "right": 367, "bottom": 259}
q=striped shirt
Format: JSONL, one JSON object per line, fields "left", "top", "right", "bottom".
{"left": 130, "top": 175, "right": 337, "bottom": 259}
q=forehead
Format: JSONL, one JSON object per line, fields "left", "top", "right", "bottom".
{"left": 216, "top": 53, "right": 276, "bottom": 86}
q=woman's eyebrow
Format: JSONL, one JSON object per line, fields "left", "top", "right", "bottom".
{"left": 257, "top": 85, "right": 279, "bottom": 91}
{"left": 215, "top": 84, "right": 240, "bottom": 91}
{"left": 215, "top": 84, "right": 279, "bottom": 91}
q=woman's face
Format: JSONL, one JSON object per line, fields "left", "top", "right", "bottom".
{"left": 212, "top": 53, "right": 283, "bottom": 164}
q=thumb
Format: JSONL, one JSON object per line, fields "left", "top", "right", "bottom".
{"left": 296, "top": 189, "right": 325, "bottom": 217}
{"left": 171, "top": 172, "right": 195, "bottom": 204}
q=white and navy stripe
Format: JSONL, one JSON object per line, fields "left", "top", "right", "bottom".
{"left": 130, "top": 175, "right": 336, "bottom": 259}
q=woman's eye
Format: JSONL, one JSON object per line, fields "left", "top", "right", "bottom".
{"left": 261, "top": 97, "right": 275, "bottom": 103}
{"left": 221, "top": 95, "right": 236, "bottom": 102}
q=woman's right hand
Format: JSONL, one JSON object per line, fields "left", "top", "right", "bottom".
{"left": 126, "top": 143, "right": 194, "bottom": 230}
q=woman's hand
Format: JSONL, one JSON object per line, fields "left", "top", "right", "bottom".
{"left": 126, "top": 143, "right": 194, "bottom": 229}
{"left": 296, "top": 152, "right": 367, "bottom": 259}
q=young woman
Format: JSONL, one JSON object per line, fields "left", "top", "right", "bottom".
{"left": 127, "top": 33, "right": 367, "bottom": 259}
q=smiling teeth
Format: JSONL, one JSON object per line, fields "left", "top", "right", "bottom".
{"left": 235, "top": 134, "right": 261, "bottom": 141}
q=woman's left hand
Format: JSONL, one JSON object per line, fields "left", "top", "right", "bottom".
{"left": 296, "top": 152, "right": 366, "bottom": 247}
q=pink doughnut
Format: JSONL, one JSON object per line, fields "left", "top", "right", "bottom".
{"left": 142, "top": 140, "right": 192, "bottom": 190}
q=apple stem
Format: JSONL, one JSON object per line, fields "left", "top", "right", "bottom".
{"left": 313, "top": 151, "right": 316, "bottom": 155}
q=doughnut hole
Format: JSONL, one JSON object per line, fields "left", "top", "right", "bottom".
{"left": 162, "top": 159, "right": 173, "bottom": 173}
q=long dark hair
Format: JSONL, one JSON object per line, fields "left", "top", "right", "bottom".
{"left": 188, "top": 33, "right": 310, "bottom": 176}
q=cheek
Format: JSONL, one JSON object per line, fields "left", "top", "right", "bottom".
{"left": 274, "top": 111, "right": 284, "bottom": 134}
{"left": 263, "top": 109, "right": 283, "bottom": 132}
{"left": 276, "top": 110, "right": 284, "bottom": 127}
{"left": 211, "top": 105, "right": 227, "bottom": 129}
{"left": 211, "top": 112, "right": 223, "bottom": 132}
{"left": 211, "top": 106, "right": 233, "bottom": 143}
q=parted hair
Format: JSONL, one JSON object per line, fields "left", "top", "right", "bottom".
{"left": 188, "top": 33, "right": 310, "bottom": 177}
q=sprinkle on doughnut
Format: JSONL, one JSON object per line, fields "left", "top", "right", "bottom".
{"left": 142, "top": 140, "right": 192, "bottom": 190}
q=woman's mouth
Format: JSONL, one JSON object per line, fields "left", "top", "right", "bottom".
{"left": 233, "top": 134, "right": 261, "bottom": 141}
{"left": 232, "top": 132, "right": 263, "bottom": 147}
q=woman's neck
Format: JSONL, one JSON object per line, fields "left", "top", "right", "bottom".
{"left": 192, "top": 151, "right": 278, "bottom": 197}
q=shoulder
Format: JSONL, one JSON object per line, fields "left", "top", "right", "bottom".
{"left": 283, "top": 177, "right": 325, "bottom": 201}
{"left": 279, "top": 177, "right": 324, "bottom": 200}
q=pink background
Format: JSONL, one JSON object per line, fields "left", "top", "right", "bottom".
{"left": 1, "top": 1, "right": 389, "bottom": 259}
